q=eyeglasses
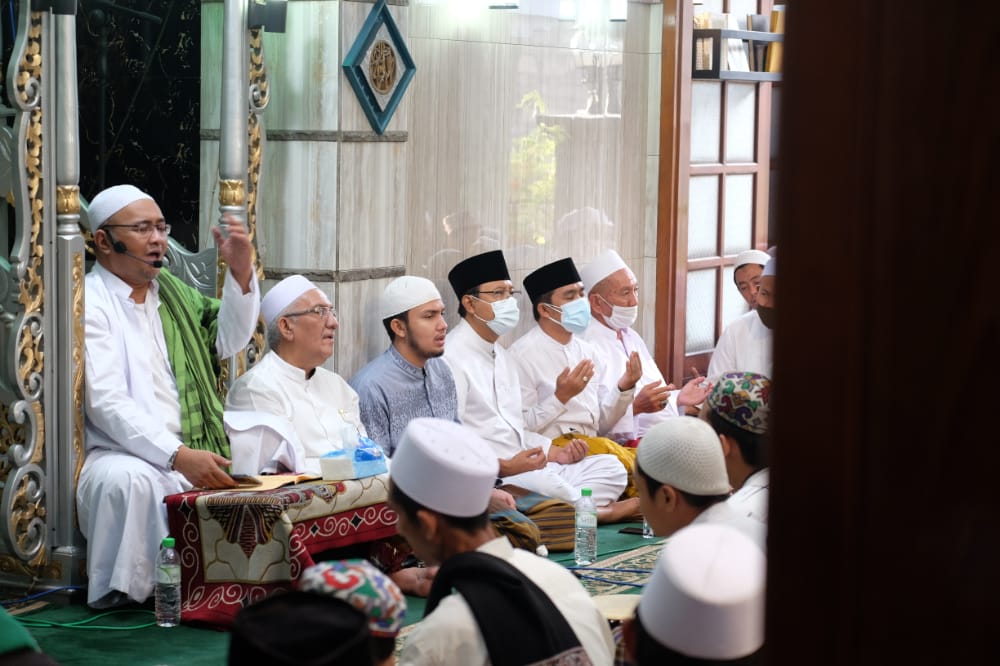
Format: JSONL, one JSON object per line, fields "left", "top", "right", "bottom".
{"left": 474, "top": 288, "right": 522, "bottom": 299}
{"left": 103, "top": 222, "right": 171, "bottom": 237}
{"left": 283, "top": 305, "right": 338, "bottom": 319}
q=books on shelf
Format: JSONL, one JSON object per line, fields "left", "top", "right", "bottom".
{"left": 746, "top": 14, "right": 771, "bottom": 72}
{"left": 765, "top": 7, "right": 785, "bottom": 73}
{"left": 693, "top": 11, "right": 751, "bottom": 74}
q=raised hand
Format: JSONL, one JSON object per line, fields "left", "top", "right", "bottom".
{"left": 633, "top": 379, "right": 676, "bottom": 415}
{"left": 213, "top": 213, "right": 255, "bottom": 293}
{"left": 554, "top": 359, "right": 596, "bottom": 403}
{"left": 617, "top": 351, "right": 642, "bottom": 392}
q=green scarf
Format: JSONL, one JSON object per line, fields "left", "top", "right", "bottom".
{"left": 156, "top": 268, "right": 230, "bottom": 459}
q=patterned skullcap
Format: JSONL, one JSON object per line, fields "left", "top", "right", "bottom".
{"left": 298, "top": 560, "right": 406, "bottom": 637}
{"left": 707, "top": 372, "right": 772, "bottom": 435}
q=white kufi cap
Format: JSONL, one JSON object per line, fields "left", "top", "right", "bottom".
{"left": 85, "top": 184, "right": 154, "bottom": 232}
{"left": 380, "top": 276, "right": 442, "bottom": 321}
{"left": 638, "top": 523, "right": 766, "bottom": 659}
{"left": 761, "top": 255, "right": 777, "bottom": 278}
{"left": 262, "top": 275, "right": 319, "bottom": 324}
{"left": 579, "top": 249, "right": 629, "bottom": 292}
{"left": 636, "top": 416, "right": 729, "bottom": 495}
{"left": 733, "top": 249, "right": 771, "bottom": 270}
{"left": 390, "top": 418, "right": 499, "bottom": 517}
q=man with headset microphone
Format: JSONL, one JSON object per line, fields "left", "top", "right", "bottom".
{"left": 77, "top": 184, "right": 260, "bottom": 608}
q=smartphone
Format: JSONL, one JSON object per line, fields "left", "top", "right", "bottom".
{"left": 618, "top": 526, "right": 645, "bottom": 535}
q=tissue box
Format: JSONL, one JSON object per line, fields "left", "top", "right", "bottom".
{"left": 319, "top": 450, "right": 354, "bottom": 481}
{"left": 319, "top": 437, "right": 388, "bottom": 481}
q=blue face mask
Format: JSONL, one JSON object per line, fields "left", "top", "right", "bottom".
{"left": 545, "top": 297, "right": 591, "bottom": 335}
{"left": 474, "top": 296, "right": 520, "bottom": 336}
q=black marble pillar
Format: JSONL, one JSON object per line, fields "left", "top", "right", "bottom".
{"left": 77, "top": 0, "right": 201, "bottom": 250}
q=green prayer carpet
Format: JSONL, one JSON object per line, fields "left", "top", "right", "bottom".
{"left": 8, "top": 524, "right": 661, "bottom": 665}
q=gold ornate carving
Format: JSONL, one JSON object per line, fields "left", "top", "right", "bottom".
{"left": 14, "top": 14, "right": 42, "bottom": 107}
{"left": 218, "top": 179, "right": 246, "bottom": 208}
{"left": 368, "top": 40, "right": 397, "bottom": 95}
{"left": 0, "top": 554, "right": 60, "bottom": 580}
{"left": 73, "top": 254, "right": 85, "bottom": 487}
{"left": 56, "top": 185, "right": 80, "bottom": 215}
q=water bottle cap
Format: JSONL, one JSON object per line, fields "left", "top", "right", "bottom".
{"left": 581, "top": 488, "right": 592, "bottom": 497}
{"left": 162, "top": 537, "right": 175, "bottom": 548}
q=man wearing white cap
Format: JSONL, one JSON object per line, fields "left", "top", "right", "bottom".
{"left": 390, "top": 418, "right": 615, "bottom": 666}
{"left": 706, "top": 252, "right": 776, "bottom": 383}
{"left": 580, "top": 249, "right": 712, "bottom": 442}
{"left": 625, "top": 523, "right": 765, "bottom": 664}
{"left": 635, "top": 417, "right": 764, "bottom": 548}
{"left": 444, "top": 250, "right": 634, "bottom": 520}
{"left": 348, "top": 276, "right": 456, "bottom": 456}
{"left": 731, "top": 249, "right": 771, "bottom": 309}
{"left": 78, "top": 184, "right": 260, "bottom": 608}
{"left": 226, "top": 275, "right": 366, "bottom": 474}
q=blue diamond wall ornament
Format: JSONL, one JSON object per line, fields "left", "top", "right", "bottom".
{"left": 343, "top": 0, "right": 416, "bottom": 135}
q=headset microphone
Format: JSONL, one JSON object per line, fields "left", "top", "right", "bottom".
{"left": 106, "top": 230, "right": 164, "bottom": 268}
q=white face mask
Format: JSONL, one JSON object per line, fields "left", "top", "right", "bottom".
{"left": 598, "top": 294, "right": 638, "bottom": 330}
{"left": 474, "top": 296, "right": 520, "bottom": 335}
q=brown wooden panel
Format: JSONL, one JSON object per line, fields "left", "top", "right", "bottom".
{"left": 766, "top": 2, "right": 1000, "bottom": 664}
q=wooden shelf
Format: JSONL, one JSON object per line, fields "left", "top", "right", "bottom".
{"left": 692, "top": 28, "right": 783, "bottom": 82}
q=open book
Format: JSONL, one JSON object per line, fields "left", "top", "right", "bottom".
{"left": 220, "top": 473, "right": 322, "bottom": 492}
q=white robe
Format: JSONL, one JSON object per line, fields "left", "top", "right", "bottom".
{"left": 728, "top": 467, "right": 769, "bottom": 525}
{"left": 78, "top": 263, "right": 259, "bottom": 607}
{"left": 692, "top": 499, "right": 768, "bottom": 552}
{"left": 443, "top": 320, "right": 626, "bottom": 506}
{"left": 507, "top": 326, "right": 634, "bottom": 439}
{"left": 581, "top": 319, "right": 680, "bottom": 441}
{"left": 225, "top": 351, "right": 367, "bottom": 475}
{"left": 399, "top": 537, "right": 615, "bottom": 666}
{"left": 706, "top": 309, "right": 773, "bottom": 383}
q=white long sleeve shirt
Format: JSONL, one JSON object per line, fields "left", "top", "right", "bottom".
{"left": 443, "top": 320, "right": 552, "bottom": 458}
{"left": 706, "top": 309, "right": 773, "bottom": 383}
{"left": 508, "top": 326, "right": 633, "bottom": 439}
{"left": 83, "top": 263, "right": 260, "bottom": 468}
{"left": 226, "top": 351, "right": 367, "bottom": 461}
{"left": 581, "top": 319, "right": 680, "bottom": 441}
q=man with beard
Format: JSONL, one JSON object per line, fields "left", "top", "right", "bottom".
{"left": 349, "top": 276, "right": 456, "bottom": 456}
{"left": 707, "top": 253, "right": 776, "bottom": 382}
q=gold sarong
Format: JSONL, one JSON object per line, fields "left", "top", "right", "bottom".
{"left": 551, "top": 433, "right": 638, "bottom": 498}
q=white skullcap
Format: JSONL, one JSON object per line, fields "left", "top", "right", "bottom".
{"left": 636, "top": 416, "right": 729, "bottom": 495}
{"left": 579, "top": 249, "right": 630, "bottom": 292}
{"left": 380, "top": 276, "right": 442, "bottom": 321}
{"left": 262, "top": 275, "right": 319, "bottom": 324}
{"left": 733, "top": 249, "right": 770, "bottom": 270}
{"left": 761, "top": 255, "right": 776, "bottom": 278}
{"left": 85, "top": 184, "right": 154, "bottom": 232}
{"left": 638, "top": 523, "right": 766, "bottom": 659}
{"left": 390, "top": 418, "right": 499, "bottom": 517}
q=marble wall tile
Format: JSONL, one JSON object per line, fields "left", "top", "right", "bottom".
{"left": 261, "top": 1, "right": 341, "bottom": 131}
{"left": 644, "top": 155, "right": 660, "bottom": 258}
{"left": 638, "top": 255, "right": 658, "bottom": 355}
{"left": 200, "top": 139, "right": 340, "bottom": 271}
{"left": 646, "top": 51, "right": 662, "bottom": 157}
{"left": 335, "top": 278, "right": 398, "bottom": 379}
{"left": 337, "top": 141, "right": 408, "bottom": 272}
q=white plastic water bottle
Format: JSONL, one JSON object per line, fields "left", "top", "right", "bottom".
{"left": 155, "top": 536, "right": 181, "bottom": 627}
{"left": 574, "top": 488, "right": 598, "bottom": 566}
